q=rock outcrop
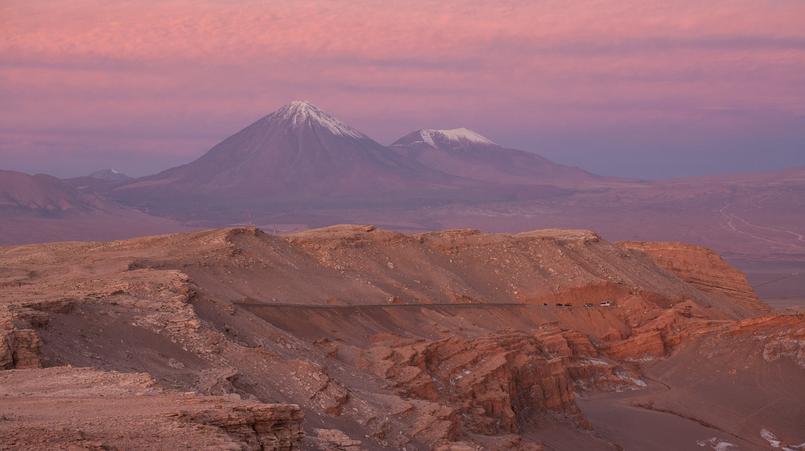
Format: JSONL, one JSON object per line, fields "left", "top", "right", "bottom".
{"left": 361, "top": 326, "right": 651, "bottom": 441}
{"left": 0, "top": 306, "right": 42, "bottom": 369}
{"left": 0, "top": 367, "right": 304, "bottom": 450}
{"left": 179, "top": 403, "right": 304, "bottom": 450}
{"left": 363, "top": 332, "right": 580, "bottom": 435}
{"left": 604, "top": 329, "right": 666, "bottom": 361}
{"left": 311, "top": 428, "right": 365, "bottom": 450}
{"left": 619, "top": 241, "right": 769, "bottom": 315}
{"left": 1, "top": 226, "right": 801, "bottom": 450}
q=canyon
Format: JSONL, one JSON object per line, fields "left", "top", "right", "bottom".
{"left": 1, "top": 225, "right": 802, "bottom": 449}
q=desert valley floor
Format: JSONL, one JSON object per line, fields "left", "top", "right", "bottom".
{"left": 1, "top": 225, "right": 802, "bottom": 450}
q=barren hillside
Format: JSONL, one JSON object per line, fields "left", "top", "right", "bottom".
{"left": 1, "top": 226, "right": 802, "bottom": 449}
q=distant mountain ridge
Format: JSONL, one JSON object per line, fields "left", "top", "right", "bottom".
{"left": 111, "top": 101, "right": 604, "bottom": 220}
{"left": 0, "top": 170, "right": 98, "bottom": 213}
{"left": 0, "top": 170, "right": 185, "bottom": 244}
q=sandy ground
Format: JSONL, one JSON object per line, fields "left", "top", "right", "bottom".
{"left": 578, "top": 385, "right": 761, "bottom": 451}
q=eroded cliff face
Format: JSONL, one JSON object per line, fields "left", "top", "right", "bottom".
{"left": 0, "top": 226, "right": 801, "bottom": 450}
{"left": 178, "top": 403, "right": 304, "bottom": 450}
{"left": 360, "top": 326, "right": 652, "bottom": 440}
{"left": 1, "top": 304, "right": 43, "bottom": 369}
{"left": 619, "top": 241, "right": 769, "bottom": 316}
{"left": 363, "top": 332, "right": 580, "bottom": 436}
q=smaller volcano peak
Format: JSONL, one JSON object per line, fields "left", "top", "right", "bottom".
{"left": 392, "top": 127, "right": 497, "bottom": 149}
{"left": 419, "top": 128, "right": 495, "bottom": 146}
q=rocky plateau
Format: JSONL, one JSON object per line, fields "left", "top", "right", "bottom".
{"left": 0, "top": 225, "right": 802, "bottom": 450}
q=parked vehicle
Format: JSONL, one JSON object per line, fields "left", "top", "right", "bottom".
{"left": 584, "top": 303, "right": 594, "bottom": 308}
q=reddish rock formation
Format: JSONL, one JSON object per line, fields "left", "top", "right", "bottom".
{"left": 361, "top": 326, "right": 653, "bottom": 441}
{"left": 311, "top": 428, "right": 364, "bottom": 450}
{"left": 732, "top": 314, "right": 805, "bottom": 369}
{"left": 0, "top": 367, "right": 304, "bottom": 450}
{"left": 179, "top": 403, "right": 304, "bottom": 450}
{"left": 363, "top": 332, "right": 580, "bottom": 435}
{"left": 0, "top": 226, "right": 800, "bottom": 449}
{"left": 604, "top": 330, "right": 666, "bottom": 361}
{"left": 619, "top": 241, "right": 769, "bottom": 315}
{"left": 288, "top": 359, "right": 350, "bottom": 416}
{"left": 0, "top": 306, "right": 42, "bottom": 369}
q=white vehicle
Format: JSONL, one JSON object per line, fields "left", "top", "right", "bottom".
{"left": 599, "top": 300, "right": 613, "bottom": 307}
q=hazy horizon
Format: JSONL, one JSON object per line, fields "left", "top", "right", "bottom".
{"left": 2, "top": 99, "right": 804, "bottom": 181}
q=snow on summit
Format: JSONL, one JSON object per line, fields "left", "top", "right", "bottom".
{"left": 88, "top": 168, "right": 131, "bottom": 181}
{"left": 416, "top": 128, "right": 496, "bottom": 147}
{"left": 272, "top": 100, "right": 366, "bottom": 139}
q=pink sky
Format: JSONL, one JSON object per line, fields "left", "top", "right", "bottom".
{"left": 2, "top": 0, "right": 804, "bottom": 178}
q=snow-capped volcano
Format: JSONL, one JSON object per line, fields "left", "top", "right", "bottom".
{"left": 113, "top": 101, "right": 458, "bottom": 218}
{"left": 393, "top": 128, "right": 496, "bottom": 150}
{"left": 271, "top": 101, "right": 366, "bottom": 139}
{"left": 112, "top": 100, "right": 605, "bottom": 222}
